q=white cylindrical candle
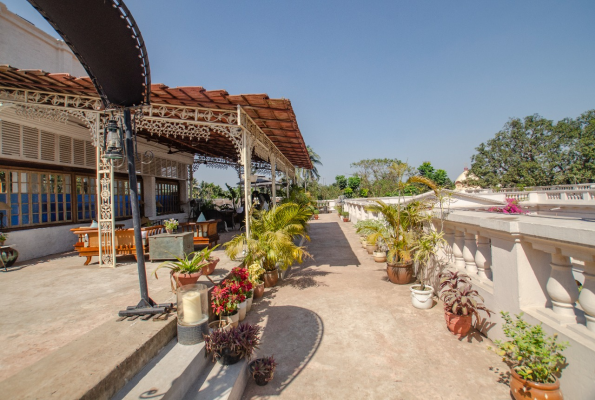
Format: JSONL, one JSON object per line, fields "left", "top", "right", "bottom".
{"left": 182, "top": 291, "right": 202, "bottom": 325}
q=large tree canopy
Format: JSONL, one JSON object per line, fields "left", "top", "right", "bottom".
{"left": 470, "top": 110, "right": 595, "bottom": 187}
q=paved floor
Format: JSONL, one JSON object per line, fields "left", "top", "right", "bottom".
{"left": 242, "top": 213, "right": 511, "bottom": 400}
{"left": 0, "top": 231, "right": 237, "bottom": 382}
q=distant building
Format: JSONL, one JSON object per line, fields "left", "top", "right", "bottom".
{"left": 454, "top": 167, "right": 481, "bottom": 191}
{"left": 0, "top": 2, "right": 86, "bottom": 76}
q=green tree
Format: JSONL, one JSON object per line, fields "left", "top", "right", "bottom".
{"left": 470, "top": 111, "right": 595, "bottom": 187}
{"left": 347, "top": 176, "right": 361, "bottom": 191}
{"left": 417, "top": 161, "right": 452, "bottom": 188}
{"left": 335, "top": 175, "right": 347, "bottom": 190}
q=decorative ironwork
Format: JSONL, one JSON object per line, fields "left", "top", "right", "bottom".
{"left": 144, "top": 105, "right": 237, "bottom": 125}
{"left": 97, "top": 155, "right": 116, "bottom": 267}
{"left": 14, "top": 104, "right": 70, "bottom": 123}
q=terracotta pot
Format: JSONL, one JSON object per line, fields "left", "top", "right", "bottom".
{"left": 222, "top": 311, "right": 239, "bottom": 328}
{"left": 253, "top": 283, "right": 265, "bottom": 298}
{"left": 343, "top": 218, "right": 349, "bottom": 222}
{"left": 509, "top": 368, "right": 563, "bottom": 400}
{"left": 202, "top": 257, "right": 219, "bottom": 276}
{"left": 373, "top": 251, "right": 386, "bottom": 263}
{"left": 366, "top": 244, "right": 377, "bottom": 254}
{"left": 386, "top": 261, "right": 413, "bottom": 284}
{"left": 166, "top": 228, "right": 173, "bottom": 234}
{"left": 173, "top": 271, "right": 201, "bottom": 288}
{"left": 264, "top": 269, "right": 279, "bottom": 288}
{"left": 444, "top": 311, "right": 473, "bottom": 337}
{"left": 314, "top": 214, "right": 319, "bottom": 220}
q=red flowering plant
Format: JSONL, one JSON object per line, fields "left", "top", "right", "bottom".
{"left": 228, "top": 267, "right": 254, "bottom": 299}
{"left": 211, "top": 284, "right": 240, "bottom": 316}
{"left": 224, "top": 279, "right": 247, "bottom": 303}
{"left": 488, "top": 198, "right": 528, "bottom": 214}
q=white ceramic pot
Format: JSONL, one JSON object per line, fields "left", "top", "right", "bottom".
{"left": 246, "top": 292, "right": 254, "bottom": 312}
{"left": 410, "top": 285, "right": 434, "bottom": 310}
{"left": 223, "top": 311, "right": 239, "bottom": 328}
{"left": 238, "top": 300, "right": 247, "bottom": 321}
{"left": 373, "top": 251, "right": 387, "bottom": 263}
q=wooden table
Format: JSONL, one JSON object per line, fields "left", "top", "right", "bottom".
{"left": 148, "top": 232, "right": 194, "bottom": 261}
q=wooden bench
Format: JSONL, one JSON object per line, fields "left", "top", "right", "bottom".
{"left": 71, "top": 225, "right": 164, "bottom": 265}
{"left": 179, "top": 220, "right": 220, "bottom": 248}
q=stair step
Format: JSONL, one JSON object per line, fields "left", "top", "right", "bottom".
{"left": 113, "top": 339, "right": 208, "bottom": 400}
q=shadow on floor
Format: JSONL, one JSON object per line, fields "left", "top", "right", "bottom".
{"left": 301, "top": 221, "right": 361, "bottom": 268}
{"left": 243, "top": 305, "right": 324, "bottom": 399}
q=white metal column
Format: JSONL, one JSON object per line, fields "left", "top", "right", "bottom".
{"left": 270, "top": 155, "right": 276, "bottom": 208}
{"left": 96, "top": 120, "right": 116, "bottom": 268}
{"left": 242, "top": 130, "right": 252, "bottom": 239}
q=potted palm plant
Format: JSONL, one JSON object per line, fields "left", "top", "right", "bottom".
{"left": 153, "top": 250, "right": 212, "bottom": 288}
{"left": 439, "top": 270, "right": 492, "bottom": 337}
{"left": 225, "top": 202, "right": 312, "bottom": 288}
{"left": 249, "top": 356, "right": 277, "bottom": 386}
{"left": 410, "top": 230, "right": 445, "bottom": 309}
{"left": 204, "top": 323, "right": 261, "bottom": 365}
{"left": 495, "top": 312, "right": 568, "bottom": 400}
{"left": 365, "top": 235, "right": 377, "bottom": 255}
{"left": 342, "top": 211, "right": 350, "bottom": 222}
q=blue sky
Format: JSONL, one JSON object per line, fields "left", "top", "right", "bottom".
{"left": 4, "top": 0, "right": 595, "bottom": 187}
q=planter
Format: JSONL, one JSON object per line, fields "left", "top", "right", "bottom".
{"left": 222, "top": 311, "right": 239, "bottom": 328}
{"left": 172, "top": 271, "right": 202, "bottom": 288}
{"left": 342, "top": 218, "right": 349, "bottom": 222}
{"left": 313, "top": 214, "right": 319, "bottom": 220}
{"left": 208, "top": 320, "right": 230, "bottom": 334}
{"left": 410, "top": 284, "right": 434, "bottom": 310}
{"left": 254, "top": 375, "right": 270, "bottom": 386}
{"left": 366, "top": 244, "right": 377, "bottom": 254}
{"left": 166, "top": 228, "right": 173, "bottom": 234}
{"left": 444, "top": 311, "right": 473, "bottom": 337}
{"left": 217, "top": 347, "right": 241, "bottom": 366}
{"left": 264, "top": 269, "right": 279, "bottom": 288}
{"left": 373, "top": 251, "right": 386, "bottom": 263}
{"left": 238, "top": 300, "right": 247, "bottom": 321}
{"left": 386, "top": 261, "right": 413, "bottom": 284}
{"left": 202, "top": 257, "right": 219, "bottom": 276}
{"left": 253, "top": 282, "right": 265, "bottom": 298}
{"left": 0, "top": 240, "right": 4, "bottom": 246}
{"left": 0, "top": 247, "right": 18, "bottom": 268}
{"left": 509, "top": 368, "right": 563, "bottom": 400}
{"left": 246, "top": 292, "right": 253, "bottom": 312}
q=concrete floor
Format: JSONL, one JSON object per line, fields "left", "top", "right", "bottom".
{"left": 242, "top": 213, "right": 511, "bottom": 400}
{"left": 0, "top": 231, "right": 237, "bottom": 383}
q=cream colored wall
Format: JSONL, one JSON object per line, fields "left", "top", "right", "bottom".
{"left": 0, "top": 2, "right": 87, "bottom": 76}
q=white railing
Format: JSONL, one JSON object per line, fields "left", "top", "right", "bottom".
{"left": 342, "top": 200, "right": 595, "bottom": 399}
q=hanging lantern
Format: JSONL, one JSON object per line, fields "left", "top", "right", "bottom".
{"left": 104, "top": 119, "right": 124, "bottom": 160}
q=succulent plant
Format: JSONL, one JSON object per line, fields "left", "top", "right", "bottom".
{"left": 203, "top": 323, "right": 261, "bottom": 362}
{"left": 250, "top": 356, "right": 277, "bottom": 382}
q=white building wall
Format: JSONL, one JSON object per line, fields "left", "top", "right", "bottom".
{"left": 0, "top": 2, "right": 87, "bottom": 76}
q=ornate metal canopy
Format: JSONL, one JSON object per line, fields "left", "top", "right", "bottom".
{"left": 27, "top": 0, "right": 150, "bottom": 108}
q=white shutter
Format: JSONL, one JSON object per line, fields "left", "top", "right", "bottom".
{"left": 41, "top": 131, "right": 55, "bottom": 161}
{"left": 73, "top": 139, "right": 85, "bottom": 166}
{"left": 59, "top": 135, "right": 73, "bottom": 164}
{"left": 85, "top": 141, "right": 96, "bottom": 167}
{"left": 22, "top": 126, "right": 39, "bottom": 159}
{"left": 1, "top": 121, "right": 21, "bottom": 156}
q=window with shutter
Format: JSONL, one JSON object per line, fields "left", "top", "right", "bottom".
{"left": 22, "top": 126, "right": 39, "bottom": 159}
{"left": 41, "top": 131, "right": 55, "bottom": 161}
{"left": 85, "top": 141, "right": 96, "bottom": 168}
{"left": 1, "top": 121, "right": 21, "bottom": 156}
{"left": 73, "top": 139, "right": 85, "bottom": 166}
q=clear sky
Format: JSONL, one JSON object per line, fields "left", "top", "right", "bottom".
{"left": 4, "top": 0, "right": 595, "bottom": 187}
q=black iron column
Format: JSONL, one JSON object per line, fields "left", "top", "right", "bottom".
{"left": 123, "top": 108, "right": 155, "bottom": 308}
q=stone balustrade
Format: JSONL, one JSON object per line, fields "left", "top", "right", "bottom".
{"left": 342, "top": 198, "right": 595, "bottom": 399}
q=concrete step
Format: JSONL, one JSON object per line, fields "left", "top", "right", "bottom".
{"left": 182, "top": 355, "right": 252, "bottom": 400}
{"left": 113, "top": 339, "right": 209, "bottom": 400}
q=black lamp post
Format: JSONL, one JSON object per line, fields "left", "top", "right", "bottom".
{"left": 27, "top": 0, "right": 170, "bottom": 317}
